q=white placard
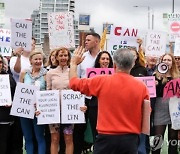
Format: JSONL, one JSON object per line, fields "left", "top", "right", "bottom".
{"left": 168, "top": 21, "right": 180, "bottom": 42}
{"left": 0, "top": 75, "right": 12, "bottom": 106}
{"left": 0, "top": 29, "right": 12, "bottom": 56}
{"left": 11, "top": 19, "right": 32, "bottom": 51}
{"left": 145, "top": 31, "right": 167, "bottom": 57}
{"left": 0, "top": 29, "right": 11, "bottom": 46}
{"left": 174, "top": 38, "right": 180, "bottom": 56}
{"left": 48, "top": 12, "right": 75, "bottom": 49}
{"left": 61, "top": 90, "right": 85, "bottom": 124}
{"left": 36, "top": 90, "right": 60, "bottom": 125}
{"left": 107, "top": 26, "right": 139, "bottom": 56}
{"left": 10, "top": 82, "right": 37, "bottom": 119}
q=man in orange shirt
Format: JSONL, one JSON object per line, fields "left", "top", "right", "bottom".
{"left": 69, "top": 47, "right": 150, "bottom": 154}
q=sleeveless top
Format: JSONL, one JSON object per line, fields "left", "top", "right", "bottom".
{"left": 24, "top": 67, "right": 47, "bottom": 91}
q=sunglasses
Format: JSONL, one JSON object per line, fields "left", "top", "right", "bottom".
{"left": 175, "top": 57, "right": 180, "bottom": 61}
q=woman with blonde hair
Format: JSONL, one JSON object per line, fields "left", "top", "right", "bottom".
{"left": 19, "top": 51, "right": 47, "bottom": 154}
{"left": 152, "top": 53, "right": 179, "bottom": 154}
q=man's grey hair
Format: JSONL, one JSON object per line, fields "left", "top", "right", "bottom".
{"left": 113, "top": 48, "right": 134, "bottom": 71}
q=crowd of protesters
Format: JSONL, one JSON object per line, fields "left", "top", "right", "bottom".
{"left": 0, "top": 32, "right": 180, "bottom": 154}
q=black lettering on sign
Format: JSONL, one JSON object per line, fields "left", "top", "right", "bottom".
{"left": 63, "top": 94, "right": 82, "bottom": 100}
{"left": 68, "top": 114, "right": 79, "bottom": 120}
{"left": 21, "top": 88, "right": 34, "bottom": 95}
{"left": 67, "top": 104, "right": 78, "bottom": 110}
{"left": 16, "top": 23, "right": 27, "bottom": 29}
{"left": 15, "top": 41, "right": 27, "bottom": 48}
{"left": 87, "top": 71, "right": 96, "bottom": 78}
{"left": 17, "top": 108, "right": 30, "bottom": 115}
{"left": 19, "top": 98, "right": 31, "bottom": 105}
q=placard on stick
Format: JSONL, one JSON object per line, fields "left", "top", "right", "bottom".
{"left": 36, "top": 90, "right": 60, "bottom": 125}
{"left": 10, "top": 82, "right": 37, "bottom": 119}
{"left": 0, "top": 75, "right": 12, "bottom": 106}
{"left": 61, "top": 90, "right": 85, "bottom": 124}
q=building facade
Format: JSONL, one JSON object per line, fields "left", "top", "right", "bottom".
{"left": 31, "top": 0, "right": 79, "bottom": 50}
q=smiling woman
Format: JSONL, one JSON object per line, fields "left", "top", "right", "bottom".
{"left": 19, "top": 50, "right": 47, "bottom": 154}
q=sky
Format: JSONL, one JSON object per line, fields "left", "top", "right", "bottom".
{"left": 1, "top": 0, "right": 180, "bottom": 35}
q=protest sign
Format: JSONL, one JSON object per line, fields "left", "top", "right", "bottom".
{"left": 163, "top": 78, "right": 180, "bottom": 98}
{"left": 10, "top": 82, "right": 37, "bottom": 119}
{"left": 0, "top": 29, "right": 12, "bottom": 56}
{"left": 145, "top": 31, "right": 167, "bottom": 57}
{"left": 136, "top": 76, "right": 156, "bottom": 98}
{"left": 168, "top": 21, "right": 180, "bottom": 42}
{"left": 48, "top": 12, "right": 75, "bottom": 49}
{"left": 107, "top": 26, "right": 139, "bottom": 56}
{"left": 174, "top": 38, "right": 180, "bottom": 56}
{"left": 36, "top": 90, "right": 60, "bottom": 125}
{"left": 0, "top": 75, "right": 12, "bottom": 106}
{"left": 11, "top": 19, "right": 32, "bottom": 51}
{"left": 61, "top": 90, "right": 85, "bottom": 124}
{"left": 86, "top": 68, "right": 114, "bottom": 78}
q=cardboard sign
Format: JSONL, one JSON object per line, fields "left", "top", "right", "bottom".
{"left": 136, "top": 76, "right": 156, "bottom": 98}
{"left": 36, "top": 90, "right": 60, "bottom": 125}
{"left": 107, "top": 26, "right": 139, "bottom": 56}
{"left": 10, "top": 82, "right": 37, "bottom": 119}
{"left": 163, "top": 79, "right": 180, "bottom": 98}
{"left": 86, "top": 68, "right": 114, "bottom": 78}
{"left": 145, "top": 31, "right": 167, "bottom": 57}
{"left": 48, "top": 12, "right": 75, "bottom": 49}
{"left": 174, "top": 38, "right": 180, "bottom": 56}
{"left": 61, "top": 90, "right": 85, "bottom": 124}
{"left": 0, "top": 75, "right": 12, "bottom": 106}
{"left": 11, "top": 19, "right": 32, "bottom": 51}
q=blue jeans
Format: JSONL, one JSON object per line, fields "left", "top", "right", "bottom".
{"left": 20, "top": 117, "right": 46, "bottom": 154}
{"left": 138, "top": 134, "right": 147, "bottom": 154}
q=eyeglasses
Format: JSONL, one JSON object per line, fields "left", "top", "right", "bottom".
{"left": 175, "top": 57, "right": 180, "bottom": 61}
